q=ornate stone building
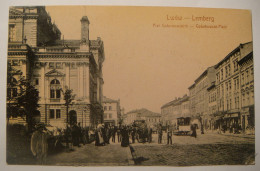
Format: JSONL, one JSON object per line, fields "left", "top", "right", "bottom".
{"left": 7, "top": 7, "right": 105, "bottom": 128}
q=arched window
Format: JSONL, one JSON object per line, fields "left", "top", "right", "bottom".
{"left": 50, "top": 79, "right": 61, "bottom": 99}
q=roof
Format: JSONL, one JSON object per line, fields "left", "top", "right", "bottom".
{"left": 161, "top": 95, "right": 189, "bottom": 109}
{"left": 43, "top": 39, "right": 103, "bottom": 48}
{"left": 126, "top": 108, "right": 161, "bottom": 117}
{"left": 188, "top": 83, "right": 195, "bottom": 90}
{"left": 194, "top": 66, "right": 215, "bottom": 83}
{"left": 215, "top": 42, "right": 252, "bottom": 69}
{"left": 102, "top": 96, "right": 119, "bottom": 103}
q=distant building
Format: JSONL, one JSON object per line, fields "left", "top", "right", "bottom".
{"left": 207, "top": 81, "right": 217, "bottom": 130}
{"left": 7, "top": 7, "right": 105, "bottom": 128}
{"left": 102, "top": 96, "right": 121, "bottom": 126}
{"left": 161, "top": 95, "right": 190, "bottom": 126}
{"left": 123, "top": 108, "right": 161, "bottom": 126}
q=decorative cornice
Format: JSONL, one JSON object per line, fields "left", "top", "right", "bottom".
{"left": 45, "top": 69, "right": 65, "bottom": 77}
{"left": 36, "top": 53, "right": 90, "bottom": 59}
{"left": 8, "top": 52, "right": 28, "bottom": 56}
{"left": 9, "top": 15, "right": 38, "bottom": 20}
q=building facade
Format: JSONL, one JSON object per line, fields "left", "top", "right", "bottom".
{"left": 123, "top": 108, "right": 161, "bottom": 127}
{"left": 102, "top": 96, "right": 121, "bottom": 126}
{"left": 189, "top": 66, "right": 216, "bottom": 130}
{"left": 238, "top": 42, "right": 254, "bottom": 133}
{"left": 214, "top": 42, "right": 254, "bottom": 133}
{"left": 7, "top": 7, "right": 105, "bottom": 128}
{"left": 161, "top": 95, "right": 190, "bottom": 126}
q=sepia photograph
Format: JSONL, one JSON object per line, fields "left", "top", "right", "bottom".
{"left": 5, "top": 5, "right": 255, "bottom": 167}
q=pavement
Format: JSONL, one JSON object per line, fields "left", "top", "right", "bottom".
{"left": 137, "top": 131, "right": 255, "bottom": 145}
{"left": 129, "top": 132, "right": 255, "bottom": 166}
{"left": 46, "top": 142, "right": 134, "bottom": 166}
{"left": 7, "top": 126, "right": 255, "bottom": 166}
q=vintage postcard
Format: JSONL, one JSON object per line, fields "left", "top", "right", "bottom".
{"left": 6, "top": 5, "right": 254, "bottom": 166}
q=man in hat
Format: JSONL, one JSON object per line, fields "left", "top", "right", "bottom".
{"left": 31, "top": 123, "right": 50, "bottom": 165}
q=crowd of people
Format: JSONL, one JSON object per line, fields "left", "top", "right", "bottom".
{"left": 31, "top": 122, "right": 199, "bottom": 164}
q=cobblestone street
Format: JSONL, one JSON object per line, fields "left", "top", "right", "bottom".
{"left": 130, "top": 132, "right": 255, "bottom": 166}
{"left": 46, "top": 143, "right": 133, "bottom": 166}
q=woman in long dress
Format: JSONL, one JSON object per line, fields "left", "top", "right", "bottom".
{"left": 95, "top": 124, "right": 104, "bottom": 146}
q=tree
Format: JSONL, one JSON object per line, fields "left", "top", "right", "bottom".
{"left": 62, "top": 86, "right": 75, "bottom": 150}
{"left": 6, "top": 65, "right": 22, "bottom": 123}
{"left": 62, "top": 86, "right": 75, "bottom": 127}
{"left": 16, "top": 77, "right": 40, "bottom": 132}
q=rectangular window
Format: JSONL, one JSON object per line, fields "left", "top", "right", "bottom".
{"left": 109, "top": 114, "right": 112, "bottom": 118}
{"left": 50, "top": 89, "right": 55, "bottom": 98}
{"left": 242, "top": 74, "right": 244, "bottom": 85}
{"left": 7, "top": 88, "right": 17, "bottom": 98}
{"left": 104, "top": 106, "right": 107, "bottom": 110}
{"left": 56, "top": 89, "right": 61, "bottom": 98}
{"left": 9, "top": 24, "right": 16, "bottom": 42}
{"left": 109, "top": 106, "right": 112, "bottom": 110}
{"left": 56, "top": 109, "right": 61, "bottom": 119}
{"left": 228, "top": 64, "right": 231, "bottom": 76}
{"left": 13, "top": 88, "right": 17, "bottom": 97}
{"left": 7, "top": 88, "right": 11, "bottom": 98}
{"left": 35, "top": 79, "right": 39, "bottom": 85}
{"left": 50, "top": 109, "right": 55, "bottom": 119}
{"left": 246, "top": 70, "right": 249, "bottom": 83}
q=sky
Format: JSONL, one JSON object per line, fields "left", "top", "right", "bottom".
{"left": 45, "top": 6, "right": 252, "bottom": 113}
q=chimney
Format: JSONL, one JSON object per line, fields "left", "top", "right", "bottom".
{"left": 80, "top": 16, "right": 90, "bottom": 51}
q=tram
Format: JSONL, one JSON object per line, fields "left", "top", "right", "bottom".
{"left": 177, "top": 117, "right": 191, "bottom": 135}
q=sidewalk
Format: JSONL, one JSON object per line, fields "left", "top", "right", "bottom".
{"left": 208, "top": 130, "right": 255, "bottom": 139}
{"left": 46, "top": 142, "right": 134, "bottom": 166}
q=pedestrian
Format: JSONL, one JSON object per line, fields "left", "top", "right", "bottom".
{"left": 104, "top": 124, "right": 111, "bottom": 144}
{"left": 30, "top": 123, "right": 50, "bottom": 165}
{"left": 85, "top": 127, "right": 90, "bottom": 144}
{"left": 117, "top": 126, "right": 121, "bottom": 142}
{"left": 148, "top": 127, "right": 153, "bottom": 143}
{"left": 191, "top": 124, "right": 197, "bottom": 138}
{"left": 77, "top": 123, "right": 82, "bottom": 146}
{"left": 82, "top": 127, "right": 87, "bottom": 145}
{"left": 158, "top": 124, "right": 163, "bottom": 144}
{"left": 95, "top": 124, "right": 104, "bottom": 146}
{"left": 167, "top": 126, "right": 172, "bottom": 145}
{"left": 121, "top": 126, "right": 129, "bottom": 147}
{"left": 111, "top": 125, "right": 116, "bottom": 143}
{"left": 65, "top": 125, "right": 73, "bottom": 151}
{"left": 131, "top": 127, "right": 136, "bottom": 143}
{"left": 72, "top": 123, "right": 80, "bottom": 147}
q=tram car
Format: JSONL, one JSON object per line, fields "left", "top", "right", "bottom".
{"left": 177, "top": 117, "right": 191, "bottom": 135}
